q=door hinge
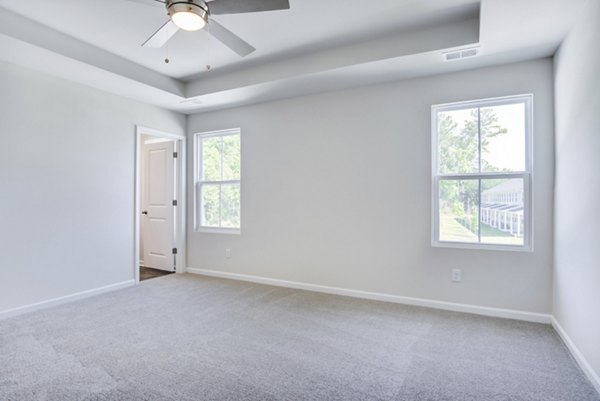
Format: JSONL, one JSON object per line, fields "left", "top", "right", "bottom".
{"left": 172, "top": 248, "right": 178, "bottom": 255}
{"left": 172, "top": 200, "right": 178, "bottom": 206}
{"left": 173, "top": 151, "right": 178, "bottom": 158}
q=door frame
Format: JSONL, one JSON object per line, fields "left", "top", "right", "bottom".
{"left": 134, "top": 126, "right": 187, "bottom": 283}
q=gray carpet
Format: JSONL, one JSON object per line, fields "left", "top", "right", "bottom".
{"left": 0, "top": 274, "right": 598, "bottom": 401}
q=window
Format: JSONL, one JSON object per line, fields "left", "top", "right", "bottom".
{"left": 432, "top": 95, "right": 532, "bottom": 250}
{"left": 194, "top": 129, "right": 241, "bottom": 233}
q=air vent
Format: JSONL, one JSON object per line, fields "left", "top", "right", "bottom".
{"left": 179, "top": 98, "right": 203, "bottom": 105}
{"left": 443, "top": 47, "right": 479, "bottom": 62}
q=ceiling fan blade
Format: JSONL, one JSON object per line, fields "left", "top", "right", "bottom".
{"left": 207, "top": 19, "right": 256, "bottom": 57}
{"left": 142, "top": 20, "right": 180, "bottom": 48}
{"left": 208, "top": 0, "right": 290, "bottom": 15}
{"left": 124, "top": 0, "right": 166, "bottom": 7}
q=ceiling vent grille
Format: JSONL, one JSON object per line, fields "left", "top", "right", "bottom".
{"left": 443, "top": 47, "right": 479, "bottom": 62}
{"left": 180, "top": 98, "right": 204, "bottom": 105}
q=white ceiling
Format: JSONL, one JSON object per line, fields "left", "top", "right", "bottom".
{"left": 0, "top": 0, "right": 588, "bottom": 113}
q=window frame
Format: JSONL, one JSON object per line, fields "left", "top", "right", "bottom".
{"left": 431, "top": 94, "right": 533, "bottom": 251}
{"left": 193, "top": 128, "right": 241, "bottom": 234}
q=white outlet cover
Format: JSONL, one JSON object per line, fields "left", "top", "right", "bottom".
{"left": 451, "top": 269, "right": 461, "bottom": 282}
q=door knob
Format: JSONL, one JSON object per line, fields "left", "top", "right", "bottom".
{"left": 141, "top": 211, "right": 148, "bottom": 215}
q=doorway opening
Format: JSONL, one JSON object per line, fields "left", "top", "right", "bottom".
{"left": 135, "top": 126, "right": 186, "bottom": 283}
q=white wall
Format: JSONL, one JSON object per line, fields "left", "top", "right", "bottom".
{"left": 187, "top": 58, "right": 555, "bottom": 314}
{"left": 0, "top": 61, "right": 185, "bottom": 314}
{"left": 553, "top": 0, "right": 600, "bottom": 388}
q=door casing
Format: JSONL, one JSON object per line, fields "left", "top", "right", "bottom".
{"left": 135, "top": 126, "right": 186, "bottom": 283}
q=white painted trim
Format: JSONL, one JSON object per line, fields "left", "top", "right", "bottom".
{"left": 135, "top": 126, "right": 187, "bottom": 284}
{"left": 138, "top": 126, "right": 185, "bottom": 141}
{"left": 186, "top": 268, "right": 551, "bottom": 324}
{"left": 552, "top": 317, "right": 600, "bottom": 394}
{"left": 0, "top": 280, "right": 135, "bottom": 321}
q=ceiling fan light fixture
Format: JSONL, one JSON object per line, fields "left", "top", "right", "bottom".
{"left": 168, "top": 0, "right": 208, "bottom": 31}
{"left": 171, "top": 11, "right": 206, "bottom": 31}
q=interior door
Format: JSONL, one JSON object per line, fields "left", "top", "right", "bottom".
{"left": 141, "top": 140, "right": 175, "bottom": 271}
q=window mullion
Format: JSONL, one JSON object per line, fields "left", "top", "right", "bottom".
{"left": 219, "top": 136, "right": 224, "bottom": 227}
{"left": 218, "top": 184, "right": 222, "bottom": 228}
{"left": 220, "top": 136, "right": 224, "bottom": 182}
{"left": 438, "top": 172, "right": 527, "bottom": 180}
{"left": 198, "top": 182, "right": 203, "bottom": 228}
{"left": 199, "top": 179, "right": 240, "bottom": 185}
{"left": 196, "top": 138, "right": 206, "bottom": 227}
{"left": 478, "top": 179, "right": 482, "bottom": 243}
{"left": 478, "top": 107, "right": 482, "bottom": 173}
{"left": 199, "top": 139, "right": 203, "bottom": 182}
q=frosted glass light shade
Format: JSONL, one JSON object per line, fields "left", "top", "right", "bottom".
{"left": 172, "top": 11, "right": 206, "bottom": 31}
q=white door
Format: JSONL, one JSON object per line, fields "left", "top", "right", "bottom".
{"left": 141, "top": 140, "right": 175, "bottom": 271}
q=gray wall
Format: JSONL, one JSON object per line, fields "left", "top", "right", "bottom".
{"left": 0, "top": 61, "right": 185, "bottom": 313}
{"left": 187, "top": 58, "right": 555, "bottom": 314}
{"left": 553, "top": 0, "right": 600, "bottom": 384}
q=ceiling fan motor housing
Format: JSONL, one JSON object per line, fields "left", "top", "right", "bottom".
{"left": 167, "top": 0, "right": 209, "bottom": 29}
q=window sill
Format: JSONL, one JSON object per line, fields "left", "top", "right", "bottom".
{"left": 196, "top": 227, "right": 241, "bottom": 235}
{"left": 432, "top": 240, "right": 532, "bottom": 252}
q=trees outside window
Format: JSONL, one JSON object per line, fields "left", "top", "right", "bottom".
{"left": 432, "top": 95, "right": 532, "bottom": 250}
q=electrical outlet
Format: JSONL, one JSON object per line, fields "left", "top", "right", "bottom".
{"left": 451, "top": 269, "right": 461, "bottom": 282}
{"left": 225, "top": 248, "right": 231, "bottom": 259}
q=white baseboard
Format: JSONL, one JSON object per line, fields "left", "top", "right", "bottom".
{"left": 186, "top": 267, "right": 551, "bottom": 324}
{"left": 0, "top": 280, "right": 136, "bottom": 321}
{"left": 552, "top": 317, "right": 600, "bottom": 394}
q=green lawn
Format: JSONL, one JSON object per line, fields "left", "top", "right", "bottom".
{"left": 481, "top": 224, "right": 523, "bottom": 245}
{"left": 440, "top": 215, "right": 477, "bottom": 242}
{"left": 440, "top": 215, "right": 523, "bottom": 245}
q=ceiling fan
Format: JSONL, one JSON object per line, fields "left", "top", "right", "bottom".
{"left": 128, "top": 0, "right": 290, "bottom": 57}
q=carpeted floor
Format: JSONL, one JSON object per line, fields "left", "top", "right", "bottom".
{"left": 1, "top": 274, "right": 598, "bottom": 401}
